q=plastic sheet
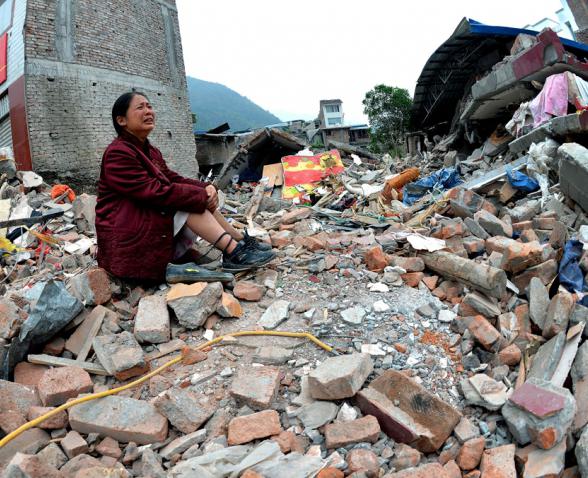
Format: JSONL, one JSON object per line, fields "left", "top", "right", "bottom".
{"left": 1, "top": 280, "right": 83, "bottom": 379}
{"left": 402, "top": 167, "right": 463, "bottom": 206}
{"left": 559, "top": 240, "right": 587, "bottom": 294}
{"left": 505, "top": 167, "right": 539, "bottom": 193}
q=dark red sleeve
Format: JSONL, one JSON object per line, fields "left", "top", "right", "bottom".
{"left": 102, "top": 145, "right": 209, "bottom": 213}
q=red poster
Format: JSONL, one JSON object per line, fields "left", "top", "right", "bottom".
{"left": 0, "top": 32, "right": 7, "bottom": 85}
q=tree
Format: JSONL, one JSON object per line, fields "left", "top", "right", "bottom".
{"left": 362, "top": 85, "right": 412, "bottom": 155}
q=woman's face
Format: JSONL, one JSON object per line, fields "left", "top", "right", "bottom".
{"left": 117, "top": 95, "right": 155, "bottom": 140}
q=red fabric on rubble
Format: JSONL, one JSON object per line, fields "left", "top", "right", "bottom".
{"left": 95, "top": 132, "right": 210, "bottom": 281}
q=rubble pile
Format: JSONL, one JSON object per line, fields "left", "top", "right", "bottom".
{"left": 1, "top": 27, "right": 588, "bottom": 478}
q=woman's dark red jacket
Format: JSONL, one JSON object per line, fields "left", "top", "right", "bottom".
{"left": 95, "top": 134, "right": 209, "bottom": 281}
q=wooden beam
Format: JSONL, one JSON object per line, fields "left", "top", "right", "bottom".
{"left": 28, "top": 354, "right": 110, "bottom": 375}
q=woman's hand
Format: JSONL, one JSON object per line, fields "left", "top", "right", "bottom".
{"left": 205, "top": 185, "right": 218, "bottom": 212}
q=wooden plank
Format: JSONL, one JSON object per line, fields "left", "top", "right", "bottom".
{"left": 263, "top": 163, "right": 284, "bottom": 186}
{"left": 28, "top": 354, "right": 110, "bottom": 375}
{"left": 76, "top": 311, "right": 105, "bottom": 362}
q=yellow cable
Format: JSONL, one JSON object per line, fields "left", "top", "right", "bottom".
{"left": 0, "top": 330, "right": 333, "bottom": 448}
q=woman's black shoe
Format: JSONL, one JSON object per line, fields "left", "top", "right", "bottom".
{"left": 222, "top": 240, "right": 276, "bottom": 272}
{"left": 243, "top": 229, "right": 273, "bottom": 251}
{"left": 166, "top": 263, "right": 234, "bottom": 283}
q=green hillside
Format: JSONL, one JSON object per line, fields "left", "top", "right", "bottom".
{"left": 187, "top": 77, "right": 281, "bottom": 132}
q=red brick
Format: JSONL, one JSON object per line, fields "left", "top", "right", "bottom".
{"left": 422, "top": 275, "right": 439, "bottom": 290}
{"left": 512, "top": 221, "right": 533, "bottom": 232}
{"left": 485, "top": 237, "right": 516, "bottom": 254}
{"left": 271, "top": 230, "right": 293, "bottom": 248}
{"left": 364, "top": 246, "right": 389, "bottom": 272}
{"left": 281, "top": 208, "right": 312, "bottom": 225}
{"left": 241, "top": 471, "right": 264, "bottom": 478}
{"left": 294, "top": 235, "right": 326, "bottom": 252}
{"left": 346, "top": 448, "right": 380, "bottom": 477}
{"left": 402, "top": 272, "right": 424, "bottom": 288}
{"left": 233, "top": 281, "right": 265, "bottom": 301}
{"left": 13, "top": 363, "right": 48, "bottom": 390}
{"left": 227, "top": 410, "right": 282, "bottom": 445}
{"left": 42, "top": 337, "right": 65, "bottom": 356}
{"left": 457, "top": 437, "right": 485, "bottom": 470}
{"left": 61, "top": 430, "right": 89, "bottom": 459}
{"left": 520, "top": 229, "right": 540, "bottom": 243}
{"left": 5, "top": 453, "right": 61, "bottom": 478}
{"left": 391, "top": 443, "right": 422, "bottom": 470}
{"left": 500, "top": 241, "right": 553, "bottom": 273}
{"left": 443, "top": 460, "right": 462, "bottom": 478}
{"left": 431, "top": 219, "right": 466, "bottom": 239}
{"left": 463, "top": 315, "right": 503, "bottom": 352}
{"left": 37, "top": 366, "right": 93, "bottom": 406}
{"left": 479, "top": 444, "right": 516, "bottom": 478}
{"left": 497, "top": 344, "right": 522, "bottom": 366}
{"left": 463, "top": 237, "right": 486, "bottom": 255}
{"left": 324, "top": 415, "right": 380, "bottom": 449}
{"left": 356, "top": 370, "right": 461, "bottom": 453}
{"left": 0, "top": 411, "right": 27, "bottom": 434}
{"left": 533, "top": 217, "right": 556, "bottom": 230}
{"left": 509, "top": 382, "right": 566, "bottom": 418}
{"left": 317, "top": 468, "right": 344, "bottom": 478}
{"left": 512, "top": 259, "right": 558, "bottom": 291}
{"left": 384, "top": 462, "right": 450, "bottom": 478}
{"left": 0, "top": 380, "right": 40, "bottom": 416}
{"left": 229, "top": 366, "right": 281, "bottom": 410}
{"left": 95, "top": 437, "right": 122, "bottom": 459}
{"left": 27, "top": 406, "right": 68, "bottom": 429}
{"left": 69, "top": 267, "right": 112, "bottom": 306}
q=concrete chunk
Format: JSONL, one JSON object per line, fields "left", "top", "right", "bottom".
{"left": 134, "top": 295, "right": 170, "bottom": 344}
{"left": 69, "top": 395, "right": 168, "bottom": 444}
{"left": 308, "top": 353, "right": 373, "bottom": 400}
{"left": 93, "top": 331, "right": 148, "bottom": 380}
{"left": 229, "top": 366, "right": 281, "bottom": 410}
{"left": 559, "top": 142, "right": 588, "bottom": 212}
{"left": 153, "top": 387, "right": 215, "bottom": 434}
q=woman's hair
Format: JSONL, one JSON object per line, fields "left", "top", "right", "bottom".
{"left": 111, "top": 91, "right": 149, "bottom": 135}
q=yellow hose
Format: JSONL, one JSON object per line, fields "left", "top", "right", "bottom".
{"left": 0, "top": 330, "right": 333, "bottom": 448}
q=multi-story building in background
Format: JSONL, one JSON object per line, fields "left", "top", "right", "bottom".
{"left": 0, "top": 0, "right": 196, "bottom": 187}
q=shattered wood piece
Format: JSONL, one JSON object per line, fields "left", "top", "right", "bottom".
{"left": 551, "top": 323, "right": 584, "bottom": 388}
{"left": 421, "top": 251, "right": 507, "bottom": 299}
{"left": 245, "top": 182, "right": 265, "bottom": 221}
{"left": 459, "top": 156, "right": 528, "bottom": 191}
{"left": 74, "top": 309, "right": 106, "bottom": 362}
{"left": 28, "top": 354, "right": 109, "bottom": 375}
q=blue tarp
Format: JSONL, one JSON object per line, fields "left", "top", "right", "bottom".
{"left": 505, "top": 167, "right": 539, "bottom": 193}
{"left": 403, "top": 168, "right": 463, "bottom": 206}
{"left": 559, "top": 240, "right": 587, "bottom": 294}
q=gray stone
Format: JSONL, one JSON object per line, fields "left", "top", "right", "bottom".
{"left": 134, "top": 295, "right": 170, "bottom": 344}
{"left": 0, "top": 429, "right": 50, "bottom": 469}
{"left": 258, "top": 300, "right": 290, "bottom": 329}
{"left": 36, "top": 443, "right": 68, "bottom": 469}
{"left": 507, "top": 200, "right": 542, "bottom": 223}
{"left": 308, "top": 353, "right": 373, "bottom": 400}
{"left": 92, "top": 331, "right": 147, "bottom": 380}
{"left": 160, "top": 429, "right": 207, "bottom": 459}
{"left": 577, "top": 426, "right": 588, "bottom": 478}
{"left": 297, "top": 401, "right": 339, "bottom": 429}
{"left": 253, "top": 346, "right": 293, "bottom": 365}
{"left": 167, "top": 282, "right": 223, "bottom": 329}
{"left": 229, "top": 366, "right": 281, "bottom": 410}
{"left": 542, "top": 291, "right": 574, "bottom": 339}
{"left": 502, "top": 378, "right": 575, "bottom": 449}
{"left": 528, "top": 277, "right": 549, "bottom": 329}
{"left": 0, "top": 380, "right": 41, "bottom": 416}
{"left": 464, "top": 217, "right": 490, "bottom": 239}
{"left": 340, "top": 305, "right": 367, "bottom": 325}
{"left": 69, "top": 396, "right": 168, "bottom": 445}
{"left": 520, "top": 441, "right": 566, "bottom": 478}
{"left": 292, "top": 376, "right": 316, "bottom": 407}
{"left": 559, "top": 142, "right": 588, "bottom": 213}
{"left": 460, "top": 374, "right": 508, "bottom": 411}
{"left": 454, "top": 417, "right": 480, "bottom": 444}
{"left": 463, "top": 291, "right": 501, "bottom": 317}
{"left": 140, "top": 448, "right": 166, "bottom": 478}
{"left": 570, "top": 303, "right": 588, "bottom": 337}
{"left": 474, "top": 210, "right": 513, "bottom": 237}
{"left": 571, "top": 341, "right": 588, "bottom": 432}
{"left": 153, "top": 387, "right": 215, "bottom": 434}
{"left": 527, "top": 332, "right": 565, "bottom": 382}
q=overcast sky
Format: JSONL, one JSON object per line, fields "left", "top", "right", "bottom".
{"left": 176, "top": 0, "right": 564, "bottom": 125}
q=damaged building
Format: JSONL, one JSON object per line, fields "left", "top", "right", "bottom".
{"left": 0, "top": 0, "right": 196, "bottom": 187}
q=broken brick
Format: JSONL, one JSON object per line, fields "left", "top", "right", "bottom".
{"left": 324, "top": 415, "right": 380, "bottom": 449}
{"left": 37, "top": 366, "right": 93, "bottom": 406}
{"left": 229, "top": 366, "right": 281, "bottom": 410}
{"left": 227, "top": 409, "right": 282, "bottom": 445}
{"left": 364, "top": 246, "right": 389, "bottom": 272}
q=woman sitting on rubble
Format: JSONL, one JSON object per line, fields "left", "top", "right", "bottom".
{"left": 95, "top": 91, "right": 275, "bottom": 283}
